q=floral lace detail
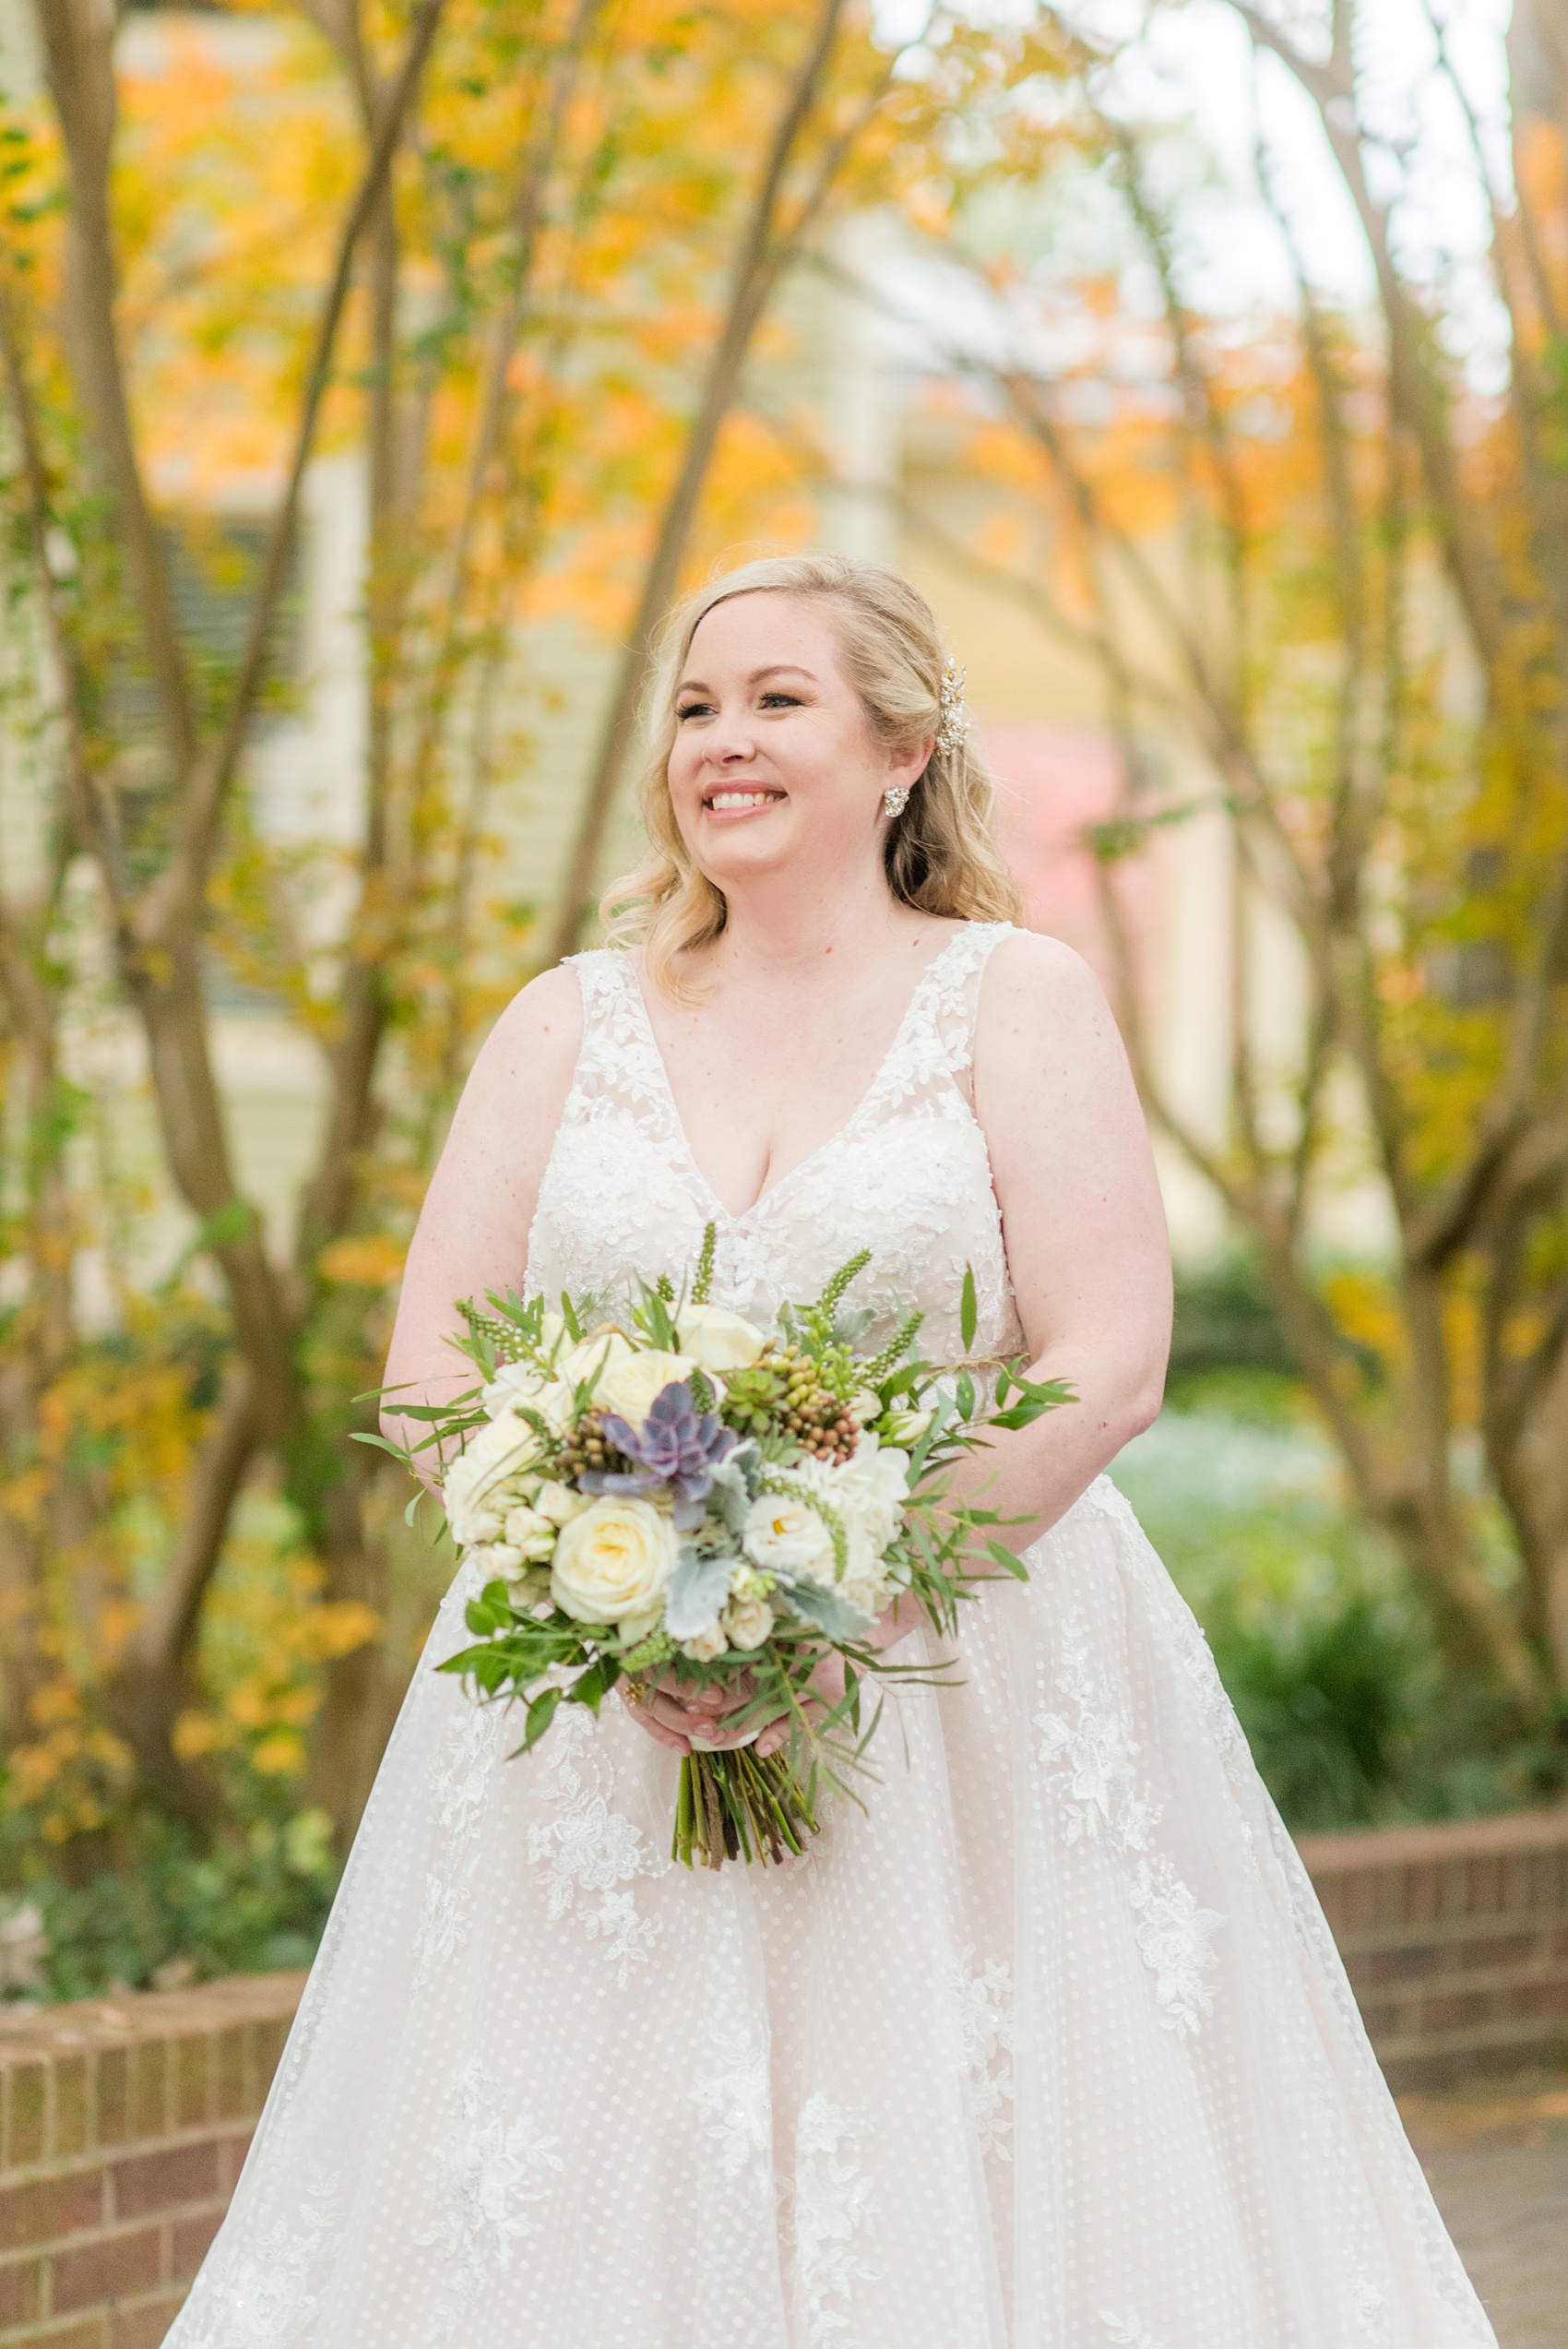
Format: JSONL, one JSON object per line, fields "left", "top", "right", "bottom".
{"left": 1042, "top": 1612, "right": 1226, "bottom": 2037}
{"left": 1038, "top": 1612, "right": 1161, "bottom": 1854}
{"left": 525, "top": 926, "right": 1025, "bottom": 1368}
{"left": 412, "top": 1698, "right": 508, "bottom": 1988}
{"left": 416, "top": 2059, "right": 563, "bottom": 2330}
{"left": 794, "top": 2094, "right": 879, "bottom": 2344}
{"left": 1129, "top": 1858, "right": 1224, "bottom": 2037}
{"left": 690, "top": 2028, "right": 771, "bottom": 2183}
{"left": 952, "top": 1949, "right": 1015, "bottom": 2160}
{"left": 1352, "top": 2265, "right": 1390, "bottom": 2344}
{"left": 1100, "top": 2316, "right": 1166, "bottom": 2347}
{"left": 172, "top": 2164, "right": 342, "bottom": 2347}
{"left": 525, "top": 1701, "right": 665, "bottom": 1984}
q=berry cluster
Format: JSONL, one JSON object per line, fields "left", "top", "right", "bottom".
{"left": 555, "top": 1410, "right": 627, "bottom": 1484}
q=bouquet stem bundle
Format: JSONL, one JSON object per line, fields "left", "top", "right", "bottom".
{"left": 674, "top": 1747, "right": 819, "bottom": 1869}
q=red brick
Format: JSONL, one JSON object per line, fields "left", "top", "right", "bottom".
{"left": 0, "top": 2169, "right": 105, "bottom": 2252}
{"left": 216, "top": 2133, "right": 253, "bottom": 2194}
{"left": 53, "top": 2056, "right": 91, "bottom": 2162}
{"left": 112, "top": 2291, "right": 188, "bottom": 2348}
{"left": 96, "top": 2048, "right": 130, "bottom": 2149}
{"left": 130, "top": 2042, "right": 170, "bottom": 2142}
{"left": 51, "top": 2223, "right": 163, "bottom": 2312}
{"left": 30, "top": 2319, "right": 106, "bottom": 2349}
{"left": 112, "top": 2142, "right": 220, "bottom": 2222}
{"left": 211, "top": 2026, "right": 246, "bottom": 2123}
{"left": 173, "top": 2036, "right": 209, "bottom": 2131}
{"left": 171, "top": 2206, "right": 222, "bottom": 2276}
{"left": 4, "top": 2059, "right": 48, "bottom": 2167}
{"left": 254, "top": 2018, "right": 290, "bottom": 2090}
{"left": 0, "top": 2251, "right": 42, "bottom": 2325}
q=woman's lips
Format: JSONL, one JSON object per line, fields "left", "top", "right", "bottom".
{"left": 702, "top": 788, "right": 786, "bottom": 820}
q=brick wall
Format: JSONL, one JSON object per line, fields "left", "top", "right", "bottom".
{"left": 1298, "top": 1806, "right": 1568, "bottom": 2093}
{"left": 0, "top": 1973, "right": 303, "bottom": 2348}
{"left": 0, "top": 1808, "right": 1564, "bottom": 2343}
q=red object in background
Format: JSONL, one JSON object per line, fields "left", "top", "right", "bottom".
{"left": 982, "top": 721, "right": 1157, "bottom": 1007}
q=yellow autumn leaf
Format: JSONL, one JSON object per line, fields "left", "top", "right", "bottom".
{"left": 317, "top": 1235, "right": 408, "bottom": 1287}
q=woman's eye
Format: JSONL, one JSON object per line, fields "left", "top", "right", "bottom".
{"left": 676, "top": 701, "right": 712, "bottom": 721}
{"left": 760, "top": 692, "right": 802, "bottom": 709}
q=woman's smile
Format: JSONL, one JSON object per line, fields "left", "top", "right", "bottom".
{"left": 701, "top": 784, "right": 788, "bottom": 821}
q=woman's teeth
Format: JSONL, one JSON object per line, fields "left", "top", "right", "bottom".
{"left": 708, "top": 791, "right": 779, "bottom": 810}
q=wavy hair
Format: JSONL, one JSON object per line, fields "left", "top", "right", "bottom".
{"left": 599, "top": 552, "right": 1022, "bottom": 1000}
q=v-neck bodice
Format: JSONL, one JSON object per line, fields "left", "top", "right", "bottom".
{"left": 524, "top": 922, "right": 1026, "bottom": 1362}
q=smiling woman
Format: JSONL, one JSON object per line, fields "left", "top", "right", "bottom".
{"left": 166, "top": 553, "right": 1498, "bottom": 2349}
{"left": 603, "top": 551, "right": 1020, "bottom": 1002}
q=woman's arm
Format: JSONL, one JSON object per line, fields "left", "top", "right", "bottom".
{"left": 955, "top": 928, "right": 1171, "bottom": 1545}
{"left": 380, "top": 965, "right": 583, "bottom": 1466}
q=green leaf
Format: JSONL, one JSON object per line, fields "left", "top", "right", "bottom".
{"left": 956, "top": 1370, "right": 976, "bottom": 1422}
{"left": 560, "top": 1290, "right": 584, "bottom": 1341}
{"left": 984, "top": 1539, "right": 1028, "bottom": 1580}
{"left": 960, "top": 1264, "right": 978, "bottom": 1353}
{"left": 524, "top": 1686, "right": 564, "bottom": 1749}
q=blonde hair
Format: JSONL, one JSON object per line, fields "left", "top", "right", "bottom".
{"left": 599, "top": 552, "right": 1023, "bottom": 1000}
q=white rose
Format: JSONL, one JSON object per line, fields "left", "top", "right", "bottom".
{"left": 722, "top": 1597, "right": 775, "bottom": 1650}
{"left": 828, "top": 1433, "right": 910, "bottom": 1553}
{"left": 594, "top": 1347, "right": 701, "bottom": 1428}
{"left": 560, "top": 1327, "right": 633, "bottom": 1389}
{"left": 742, "top": 1492, "right": 835, "bottom": 1580}
{"left": 503, "top": 1504, "right": 557, "bottom": 1561}
{"left": 469, "top": 1541, "right": 525, "bottom": 1577}
{"left": 675, "top": 1304, "right": 766, "bottom": 1373}
{"left": 442, "top": 1413, "right": 546, "bottom": 1545}
{"left": 551, "top": 1496, "right": 677, "bottom": 1624}
{"left": 481, "top": 1359, "right": 576, "bottom": 1431}
{"left": 849, "top": 1388, "right": 883, "bottom": 1426}
{"left": 681, "top": 1621, "right": 729, "bottom": 1662}
{"left": 538, "top": 1310, "right": 566, "bottom": 1359}
{"left": 533, "top": 1479, "right": 588, "bottom": 1528}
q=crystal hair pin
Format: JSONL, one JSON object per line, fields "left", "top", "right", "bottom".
{"left": 936, "top": 658, "right": 969, "bottom": 755}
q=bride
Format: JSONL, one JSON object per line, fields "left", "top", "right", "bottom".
{"left": 168, "top": 553, "right": 1495, "bottom": 2347}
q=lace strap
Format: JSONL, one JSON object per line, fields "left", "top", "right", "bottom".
{"left": 862, "top": 921, "right": 1015, "bottom": 1115}
{"left": 561, "top": 948, "right": 684, "bottom": 1142}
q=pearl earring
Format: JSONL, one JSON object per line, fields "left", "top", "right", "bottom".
{"left": 884, "top": 783, "right": 910, "bottom": 818}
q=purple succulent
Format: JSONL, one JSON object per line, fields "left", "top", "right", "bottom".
{"left": 581, "top": 1380, "right": 740, "bottom": 1529}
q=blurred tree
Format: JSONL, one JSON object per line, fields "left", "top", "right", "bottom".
{"left": 897, "top": 0, "right": 1568, "bottom": 1721}
{"left": 0, "top": 0, "right": 947, "bottom": 1879}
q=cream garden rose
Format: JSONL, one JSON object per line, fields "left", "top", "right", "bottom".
{"left": 675, "top": 1304, "right": 766, "bottom": 1373}
{"left": 481, "top": 1357, "right": 576, "bottom": 1431}
{"left": 551, "top": 1495, "right": 678, "bottom": 1624}
{"left": 593, "top": 1346, "right": 702, "bottom": 1427}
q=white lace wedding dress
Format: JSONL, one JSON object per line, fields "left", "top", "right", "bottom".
{"left": 168, "top": 923, "right": 1496, "bottom": 2349}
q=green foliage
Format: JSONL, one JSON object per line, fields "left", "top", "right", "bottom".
{"left": 0, "top": 1805, "right": 340, "bottom": 2005}
{"left": 1114, "top": 1387, "right": 1566, "bottom": 1830}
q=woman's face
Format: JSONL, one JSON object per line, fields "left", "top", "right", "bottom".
{"left": 665, "top": 591, "right": 928, "bottom": 901}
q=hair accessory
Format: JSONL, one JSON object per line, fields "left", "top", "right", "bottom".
{"left": 935, "top": 657, "right": 969, "bottom": 756}
{"left": 883, "top": 783, "right": 910, "bottom": 818}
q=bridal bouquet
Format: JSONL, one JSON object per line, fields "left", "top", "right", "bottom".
{"left": 371, "top": 1232, "right": 1069, "bottom": 1868}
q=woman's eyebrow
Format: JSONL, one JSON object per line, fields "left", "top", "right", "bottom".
{"left": 676, "top": 663, "right": 818, "bottom": 694}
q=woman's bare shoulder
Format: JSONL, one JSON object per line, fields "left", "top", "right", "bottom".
{"left": 979, "top": 929, "right": 1118, "bottom": 1057}
{"left": 460, "top": 960, "right": 584, "bottom": 1111}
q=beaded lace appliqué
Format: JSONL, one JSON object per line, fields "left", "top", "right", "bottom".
{"left": 794, "top": 2094, "right": 879, "bottom": 2345}
{"left": 176, "top": 2164, "right": 342, "bottom": 2348}
{"left": 525, "top": 1701, "right": 665, "bottom": 1984}
{"left": 1040, "top": 1610, "right": 1225, "bottom": 2037}
{"left": 952, "top": 1949, "right": 1015, "bottom": 2160}
{"left": 690, "top": 2029, "right": 772, "bottom": 2184}
{"left": 418, "top": 2059, "right": 562, "bottom": 2329}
